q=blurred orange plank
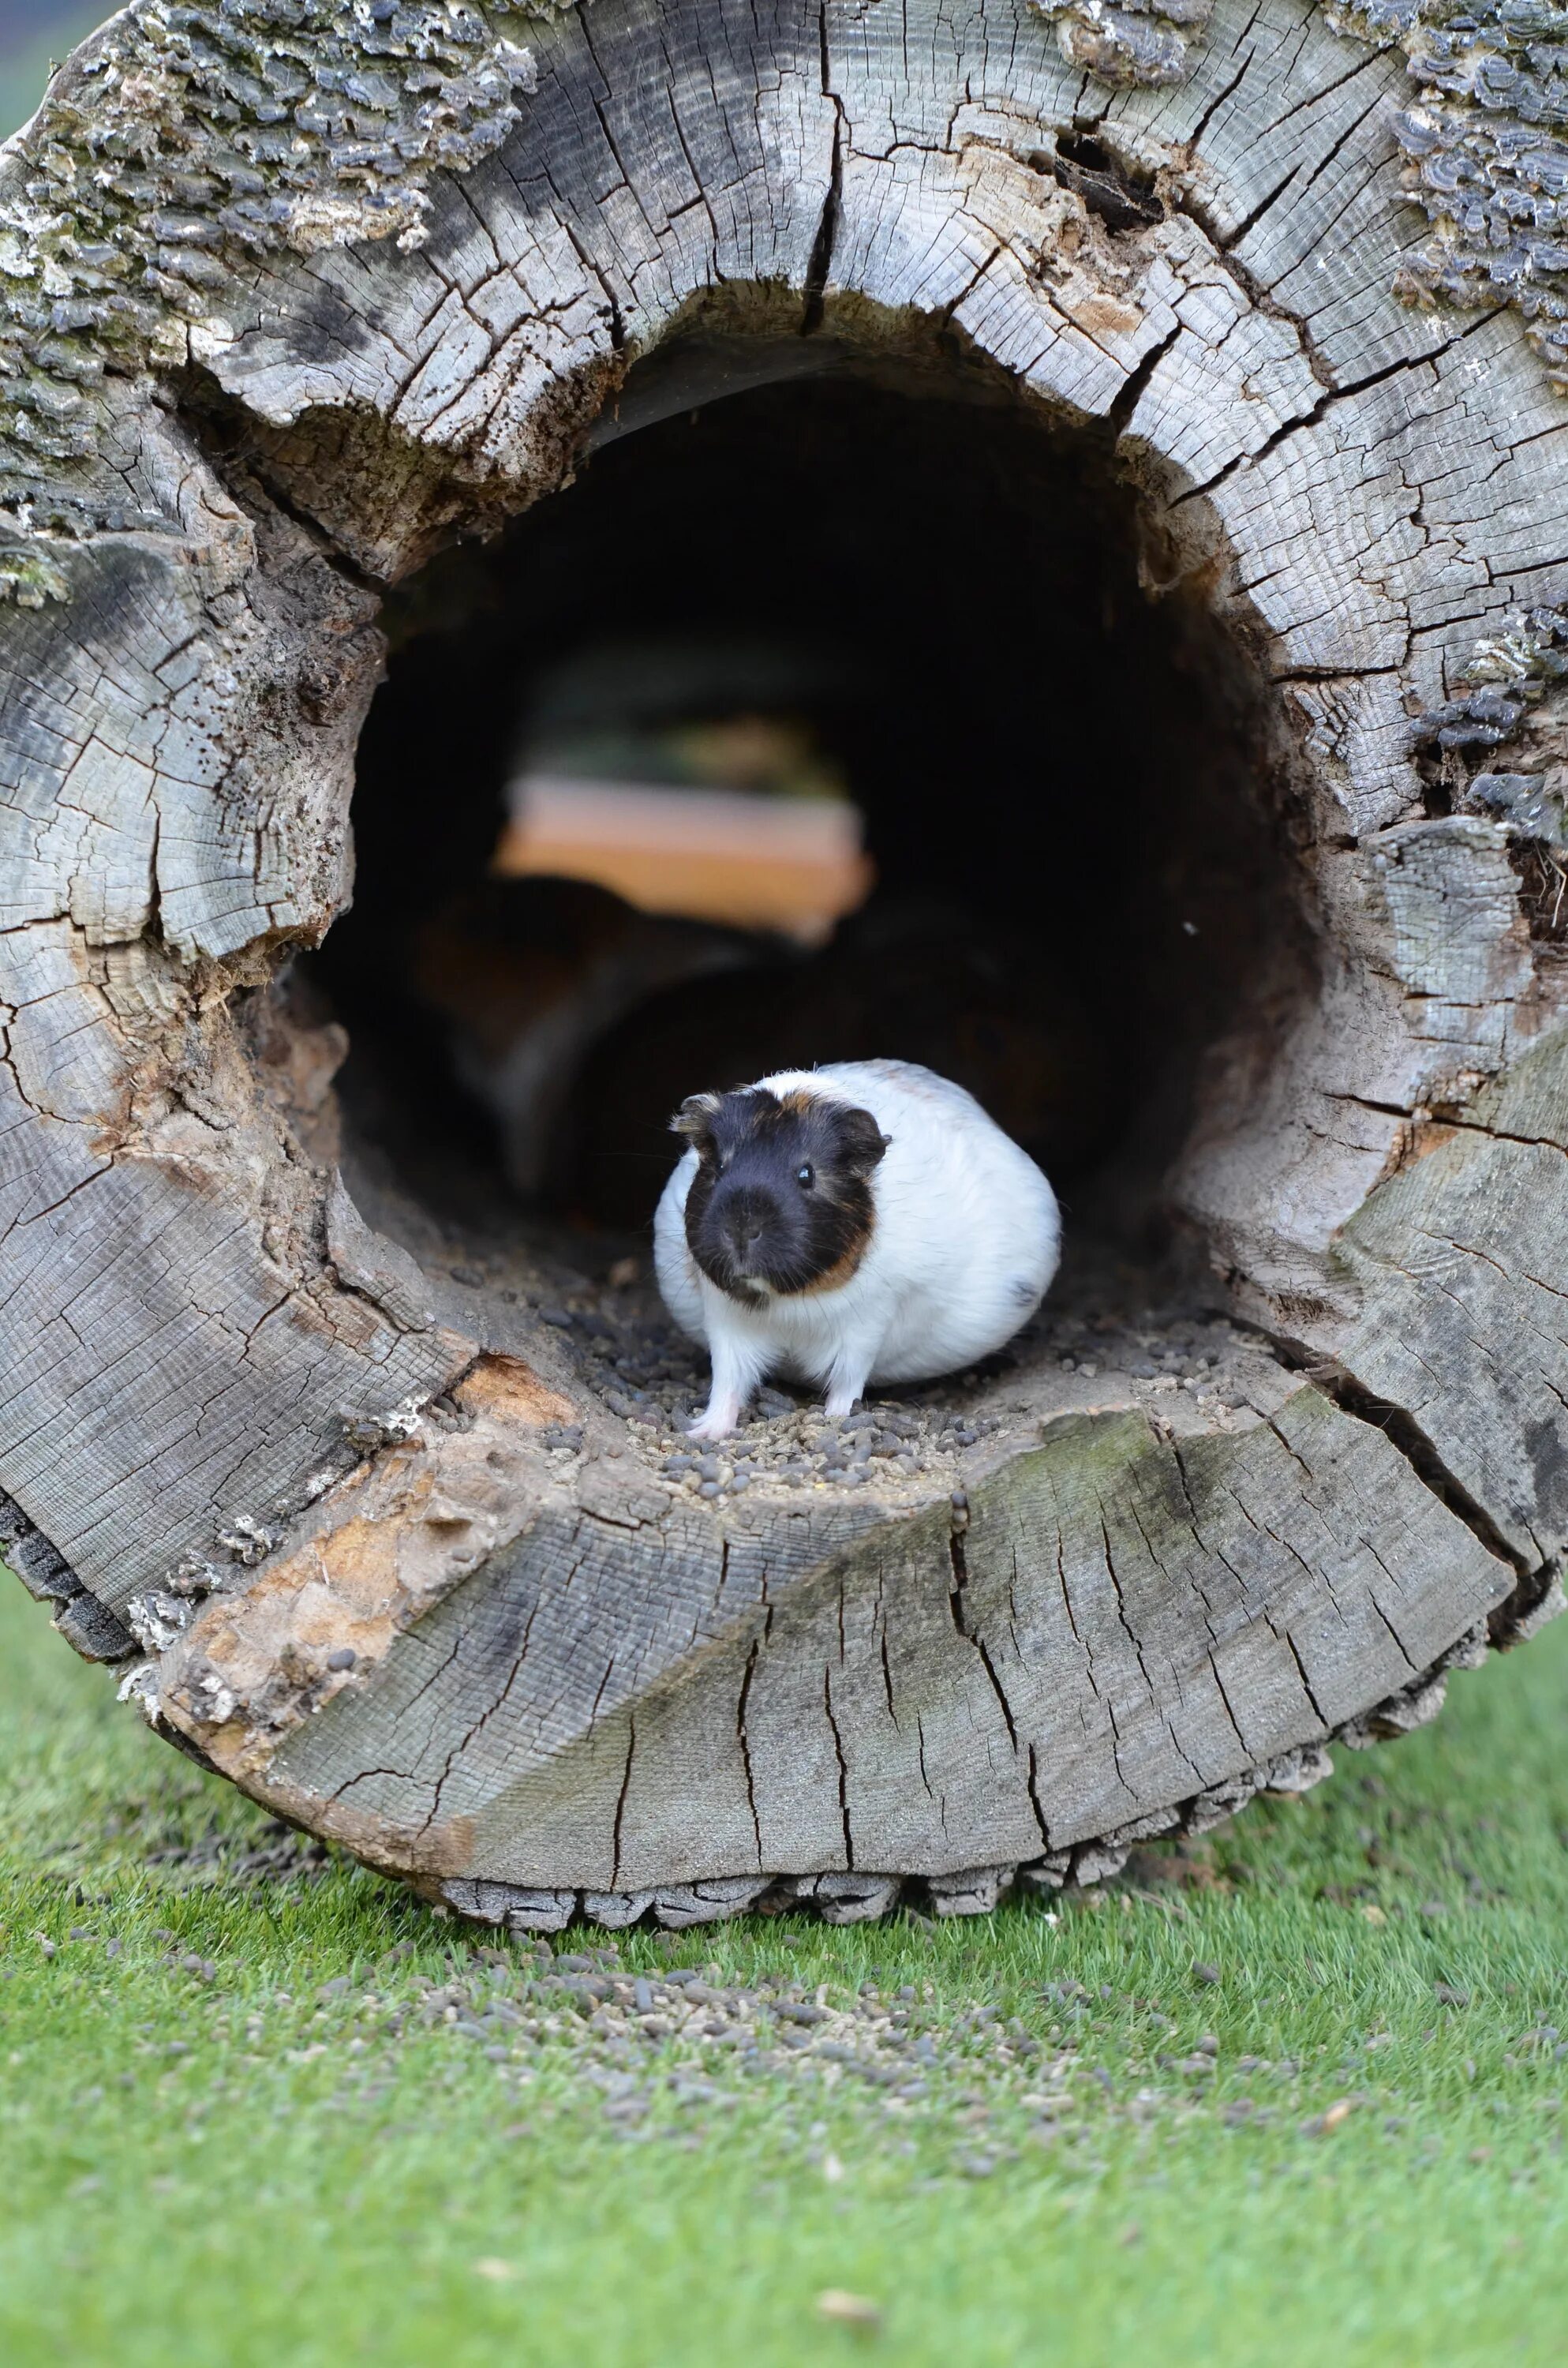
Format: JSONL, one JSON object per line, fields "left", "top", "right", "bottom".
{"left": 494, "top": 776, "right": 874, "bottom": 941}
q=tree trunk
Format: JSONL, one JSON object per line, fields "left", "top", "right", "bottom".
{"left": 1, "top": 0, "right": 1564, "bottom": 1930}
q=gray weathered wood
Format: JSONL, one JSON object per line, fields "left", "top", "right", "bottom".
{"left": 2, "top": 0, "right": 1566, "bottom": 1926}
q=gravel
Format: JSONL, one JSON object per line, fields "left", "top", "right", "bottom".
{"left": 181, "top": 1926, "right": 1285, "bottom": 2171}
{"left": 371, "top": 1207, "right": 1293, "bottom": 1509}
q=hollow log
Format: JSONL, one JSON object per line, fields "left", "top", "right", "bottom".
{"left": 2, "top": 0, "right": 1566, "bottom": 1931}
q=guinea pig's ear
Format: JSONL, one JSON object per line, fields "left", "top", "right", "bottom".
{"left": 670, "top": 1092, "right": 721, "bottom": 1153}
{"left": 835, "top": 1105, "right": 893, "bottom": 1178}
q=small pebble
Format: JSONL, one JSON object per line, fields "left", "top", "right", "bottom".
{"left": 817, "top": 2291, "right": 882, "bottom": 2332}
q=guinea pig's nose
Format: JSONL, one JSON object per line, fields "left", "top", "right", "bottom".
{"left": 723, "top": 1190, "right": 771, "bottom": 1261}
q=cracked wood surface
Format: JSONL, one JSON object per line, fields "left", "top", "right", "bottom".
{"left": 2, "top": 0, "right": 1566, "bottom": 1913}
{"left": 153, "top": 1385, "right": 1513, "bottom": 1888}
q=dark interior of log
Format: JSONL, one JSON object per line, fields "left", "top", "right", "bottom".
{"left": 303, "top": 354, "right": 1314, "bottom": 1421}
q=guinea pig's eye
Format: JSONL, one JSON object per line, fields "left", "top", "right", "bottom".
{"left": 796, "top": 1163, "right": 814, "bottom": 1189}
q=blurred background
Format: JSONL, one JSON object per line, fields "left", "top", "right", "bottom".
{"left": 0, "top": 2, "right": 112, "bottom": 141}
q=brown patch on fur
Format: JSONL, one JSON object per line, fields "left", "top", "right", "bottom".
{"left": 792, "top": 1224, "right": 874, "bottom": 1296}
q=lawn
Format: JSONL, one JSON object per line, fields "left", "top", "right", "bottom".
{"left": 1, "top": 1577, "right": 1565, "bottom": 2366}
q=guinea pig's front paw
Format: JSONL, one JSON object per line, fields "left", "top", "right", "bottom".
{"left": 687, "top": 1407, "right": 739, "bottom": 1443}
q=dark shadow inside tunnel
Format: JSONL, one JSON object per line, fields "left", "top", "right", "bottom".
{"left": 305, "top": 350, "right": 1311, "bottom": 1281}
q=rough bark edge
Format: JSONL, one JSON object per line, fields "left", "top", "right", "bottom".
{"left": 1025, "top": 0, "right": 1568, "bottom": 398}
{"left": 0, "top": 0, "right": 556, "bottom": 521}
{"left": 7, "top": 0, "right": 1566, "bottom": 576}
{"left": 1031, "top": 0, "right": 1218, "bottom": 90}
{"left": 0, "top": 1490, "right": 133, "bottom": 1662}
{"left": 1413, "top": 600, "right": 1568, "bottom": 886}
{"left": 1373, "top": 0, "right": 1568, "bottom": 394}
{"left": 414, "top": 1582, "right": 1561, "bottom": 1931}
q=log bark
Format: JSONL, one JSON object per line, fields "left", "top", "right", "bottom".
{"left": 2, "top": 0, "right": 1566, "bottom": 1928}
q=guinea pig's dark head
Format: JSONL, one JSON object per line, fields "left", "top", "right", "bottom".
{"left": 674, "top": 1086, "right": 890, "bottom": 1302}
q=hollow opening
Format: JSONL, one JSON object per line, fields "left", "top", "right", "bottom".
{"left": 301, "top": 345, "right": 1314, "bottom": 1440}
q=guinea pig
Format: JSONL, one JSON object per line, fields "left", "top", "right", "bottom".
{"left": 653, "top": 1058, "right": 1061, "bottom": 1441}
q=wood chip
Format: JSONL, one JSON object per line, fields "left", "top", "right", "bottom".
{"left": 816, "top": 2291, "right": 881, "bottom": 2332}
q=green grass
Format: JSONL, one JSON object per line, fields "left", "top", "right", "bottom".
{"left": 2, "top": 1576, "right": 1566, "bottom": 2366}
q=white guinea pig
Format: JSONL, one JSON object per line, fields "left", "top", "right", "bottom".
{"left": 653, "top": 1058, "right": 1061, "bottom": 1441}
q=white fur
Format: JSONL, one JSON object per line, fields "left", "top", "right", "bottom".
{"left": 654, "top": 1058, "right": 1061, "bottom": 1439}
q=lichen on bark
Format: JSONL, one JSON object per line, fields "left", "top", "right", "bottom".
{"left": 0, "top": 0, "right": 550, "bottom": 515}
{"left": 1387, "top": 0, "right": 1568, "bottom": 390}
{"left": 1417, "top": 602, "right": 1568, "bottom": 817}
{"left": 1029, "top": 0, "right": 1568, "bottom": 399}
{"left": 1030, "top": 0, "right": 1216, "bottom": 87}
